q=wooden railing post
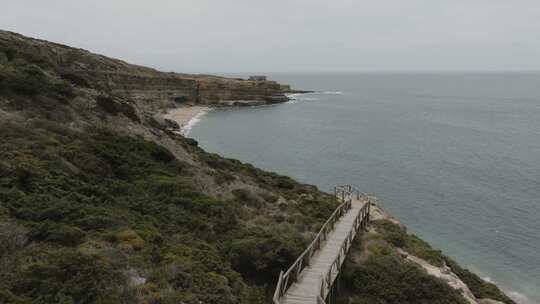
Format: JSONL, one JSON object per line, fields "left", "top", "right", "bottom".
{"left": 367, "top": 199, "right": 371, "bottom": 223}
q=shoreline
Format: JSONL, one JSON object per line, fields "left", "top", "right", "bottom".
{"left": 163, "top": 106, "right": 210, "bottom": 136}
{"left": 175, "top": 98, "right": 533, "bottom": 304}
{"left": 161, "top": 94, "right": 308, "bottom": 136}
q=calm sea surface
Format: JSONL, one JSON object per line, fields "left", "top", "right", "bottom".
{"left": 191, "top": 72, "right": 540, "bottom": 303}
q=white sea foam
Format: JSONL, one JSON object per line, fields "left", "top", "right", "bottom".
{"left": 181, "top": 109, "right": 210, "bottom": 136}
{"left": 320, "top": 91, "right": 343, "bottom": 95}
{"left": 286, "top": 93, "right": 318, "bottom": 103}
{"left": 480, "top": 275, "right": 535, "bottom": 304}
{"left": 508, "top": 291, "right": 535, "bottom": 304}
{"left": 286, "top": 93, "right": 303, "bottom": 100}
{"left": 487, "top": 278, "right": 535, "bottom": 304}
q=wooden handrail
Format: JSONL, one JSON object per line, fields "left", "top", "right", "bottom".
{"left": 273, "top": 184, "right": 370, "bottom": 304}
{"left": 273, "top": 187, "right": 354, "bottom": 303}
{"left": 319, "top": 201, "right": 370, "bottom": 301}
{"left": 273, "top": 271, "right": 284, "bottom": 301}
{"left": 336, "top": 184, "right": 365, "bottom": 200}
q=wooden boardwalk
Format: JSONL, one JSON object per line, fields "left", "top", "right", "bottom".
{"left": 273, "top": 185, "right": 370, "bottom": 304}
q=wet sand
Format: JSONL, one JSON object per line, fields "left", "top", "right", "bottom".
{"left": 164, "top": 106, "right": 210, "bottom": 135}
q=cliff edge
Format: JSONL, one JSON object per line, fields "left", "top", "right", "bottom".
{"left": 0, "top": 30, "right": 293, "bottom": 111}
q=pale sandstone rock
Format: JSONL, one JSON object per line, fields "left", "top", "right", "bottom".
{"left": 478, "top": 299, "right": 506, "bottom": 304}
{"left": 370, "top": 203, "right": 480, "bottom": 304}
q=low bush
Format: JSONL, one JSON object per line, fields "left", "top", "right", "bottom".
{"left": 444, "top": 257, "right": 516, "bottom": 304}
{"left": 0, "top": 59, "right": 74, "bottom": 98}
{"left": 96, "top": 95, "right": 140, "bottom": 122}
{"left": 373, "top": 220, "right": 445, "bottom": 266}
{"left": 30, "top": 222, "right": 86, "bottom": 246}
{"left": 232, "top": 188, "right": 263, "bottom": 208}
{"left": 372, "top": 220, "right": 515, "bottom": 304}
{"left": 1, "top": 63, "right": 49, "bottom": 95}
{"left": 60, "top": 72, "right": 91, "bottom": 88}
{"left": 16, "top": 248, "right": 126, "bottom": 304}
{"left": 341, "top": 250, "right": 469, "bottom": 304}
{"left": 226, "top": 224, "right": 307, "bottom": 284}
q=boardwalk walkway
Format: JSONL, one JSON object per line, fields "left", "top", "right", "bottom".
{"left": 273, "top": 185, "right": 370, "bottom": 304}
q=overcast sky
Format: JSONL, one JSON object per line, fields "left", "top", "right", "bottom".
{"left": 2, "top": 1, "right": 540, "bottom": 73}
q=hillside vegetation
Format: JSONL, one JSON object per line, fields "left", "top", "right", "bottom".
{"left": 0, "top": 120, "right": 339, "bottom": 303}
{"left": 366, "top": 220, "right": 516, "bottom": 304}
{"left": 0, "top": 30, "right": 515, "bottom": 304}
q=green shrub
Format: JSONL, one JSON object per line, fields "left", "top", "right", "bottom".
{"left": 0, "top": 287, "right": 29, "bottom": 304}
{"left": 0, "top": 221, "right": 27, "bottom": 257}
{"left": 30, "top": 222, "right": 86, "bottom": 246}
{"left": 444, "top": 257, "right": 515, "bottom": 304}
{"left": 75, "top": 214, "right": 118, "bottom": 231}
{"left": 341, "top": 252, "right": 468, "bottom": 304}
{"left": 3, "top": 63, "right": 49, "bottom": 95}
{"left": 17, "top": 248, "right": 126, "bottom": 303}
{"left": 232, "top": 188, "right": 263, "bottom": 207}
{"left": 373, "top": 220, "right": 445, "bottom": 267}
{"left": 96, "top": 95, "right": 140, "bottom": 122}
{"left": 260, "top": 192, "right": 279, "bottom": 204}
{"left": 226, "top": 224, "right": 307, "bottom": 284}
{"left": 155, "top": 239, "right": 254, "bottom": 304}
{"left": 115, "top": 229, "right": 145, "bottom": 251}
{"left": 276, "top": 177, "right": 294, "bottom": 189}
{"left": 3, "top": 48, "right": 17, "bottom": 61}
{"left": 60, "top": 72, "right": 91, "bottom": 88}
{"left": 50, "top": 80, "right": 75, "bottom": 99}
{"left": 373, "top": 220, "right": 515, "bottom": 304}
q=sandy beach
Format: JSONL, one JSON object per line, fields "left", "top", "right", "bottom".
{"left": 163, "top": 106, "right": 210, "bottom": 135}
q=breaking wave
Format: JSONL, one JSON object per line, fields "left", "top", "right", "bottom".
{"left": 481, "top": 277, "right": 535, "bottom": 304}
{"left": 286, "top": 93, "right": 318, "bottom": 103}
{"left": 507, "top": 291, "right": 535, "bottom": 304}
{"left": 320, "top": 91, "right": 343, "bottom": 95}
{"left": 182, "top": 109, "right": 210, "bottom": 136}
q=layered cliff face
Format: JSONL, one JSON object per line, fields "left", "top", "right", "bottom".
{"left": 0, "top": 30, "right": 291, "bottom": 112}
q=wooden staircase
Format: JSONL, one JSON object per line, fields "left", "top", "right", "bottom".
{"left": 273, "top": 185, "right": 371, "bottom": 304}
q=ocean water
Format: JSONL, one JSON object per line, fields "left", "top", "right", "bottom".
{"left": 190, "top": 72, "right": 540, "bottom": 304}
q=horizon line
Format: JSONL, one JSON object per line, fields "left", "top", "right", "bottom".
{"left": 176, "top": 69, "right": 540, "bottom": 76}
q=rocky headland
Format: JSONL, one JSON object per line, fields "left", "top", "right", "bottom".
{"left": 0, "top": 30, "right": 298, "bottom": 110}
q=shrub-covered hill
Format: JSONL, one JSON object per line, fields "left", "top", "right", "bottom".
{"left": 0, "top": 120, "right": 339, "bottom": 304}
{"left": 0, "top": 30, "right": 339, "bottom": 303}
{"left": 0, "top": 30, "right": 515, "bottom": 304}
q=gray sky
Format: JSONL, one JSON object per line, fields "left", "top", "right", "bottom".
{"left": 2, "top": 0, "right": 540, "bottom": 73}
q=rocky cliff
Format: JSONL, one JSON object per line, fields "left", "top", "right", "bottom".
{"left": 0, "top": 30, "right": 292, "bottom": 112}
